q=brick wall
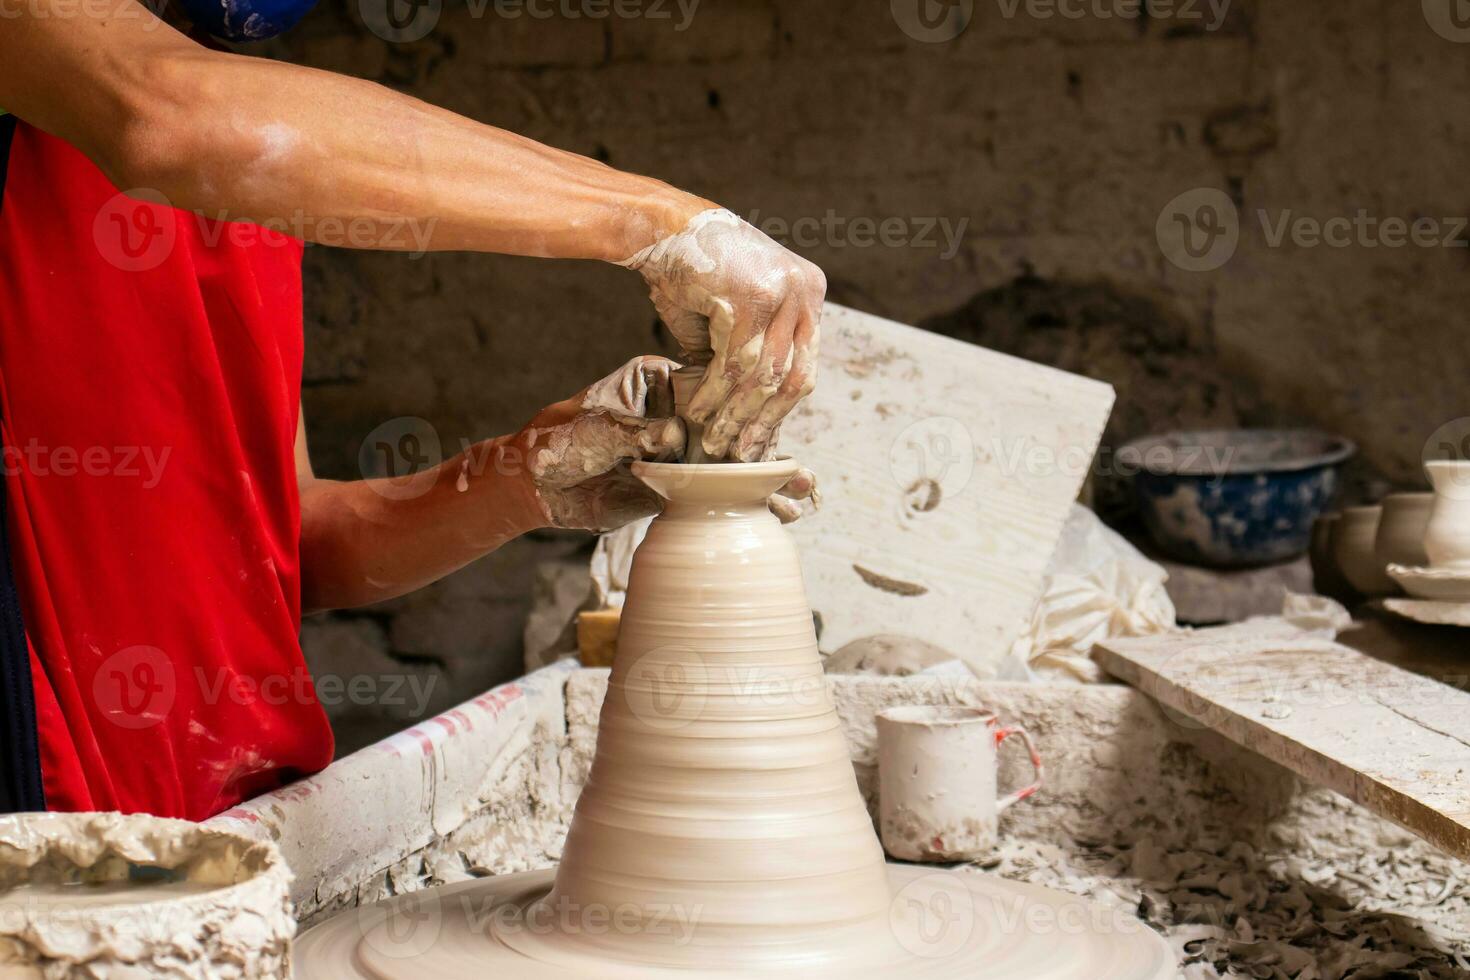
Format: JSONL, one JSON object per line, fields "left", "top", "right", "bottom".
{"left": 262, "top": 0, "right": 1470, "bottom": 749}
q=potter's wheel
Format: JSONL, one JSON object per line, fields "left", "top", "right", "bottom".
{"left": 293, "top": 864, "right": 1174, "bottom": 979}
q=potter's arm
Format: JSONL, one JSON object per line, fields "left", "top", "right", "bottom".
{"left": 295, "top": 358, "right": 686, "bottom": 615}
{"left": 2, "top": 0, "right": 826, "bottom": 459}
{"left": 295, "top": 423, "right": 547, "bottom": 616}
{"left": 295, "top": 355, "right": 818, "bottom": 614}
{"left": 0, "top": 0, "right": 707, "bottom": 262}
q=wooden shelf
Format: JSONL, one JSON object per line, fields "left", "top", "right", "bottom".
{"left": 1097, "top": 616, "right": 1470, "bottom": 861}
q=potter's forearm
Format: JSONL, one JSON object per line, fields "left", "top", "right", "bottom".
{"left": 297, "top": 443, "right": 544, "bottom": 615}
{"left": 132, "top": 51, "right": 714, "bottom": 260}
{"left": 0, "top": 0, "right": 713, "bottom": 262}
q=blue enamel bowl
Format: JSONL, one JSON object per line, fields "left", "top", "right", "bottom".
{"left": 184, "top": 0, "right": 318, "bottom": 41}
{"left": 1120, "top": 429, "right": 1356, "bottom": 568}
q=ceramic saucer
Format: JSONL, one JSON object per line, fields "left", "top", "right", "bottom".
{"left": 1387, "top": 564, "right": 1470, "bottom": 602}
{"left": 1382, "top": 597, "right": 1470, "bottom": 628}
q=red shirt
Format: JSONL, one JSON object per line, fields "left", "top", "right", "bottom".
{"left": 0, "top": 118, "right": 333, "bottom": 820}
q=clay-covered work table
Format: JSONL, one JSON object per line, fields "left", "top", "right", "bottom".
{"left": 1097, "top": 615, "right": 1470, "bottom": 861}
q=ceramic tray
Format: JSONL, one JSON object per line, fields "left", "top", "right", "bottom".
{"left": 1387, "top": 564, "right": 1470, "bottom": 603}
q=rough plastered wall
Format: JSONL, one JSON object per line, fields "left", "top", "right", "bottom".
{"left": 254, "top": 0, "right": 1470, "bottom": 747}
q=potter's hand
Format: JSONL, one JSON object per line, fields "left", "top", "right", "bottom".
{"left": 769, "top": 466, "right": 820, "bottom": 525}
{"left": 504, "top": 356, "right": 821, "bottom": 531}
{"left": 618, "top": 209, "right": 825, "bottom": 463}
{"left": 507, "top": 356, "right": 685, "bottom": 533}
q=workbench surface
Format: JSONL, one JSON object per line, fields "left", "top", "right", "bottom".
{"left": 1098, "top": 614, "right": 1470, "bottom": 861}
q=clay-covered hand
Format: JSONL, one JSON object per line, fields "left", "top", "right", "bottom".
{"left": 502, "top": 356, "right": 819, "bottom": 531}
{"left": 618, "top": 209, "right": 825, "bottom": 463}
{"left": 499, "top": 355, "right": 685, "bottom": 533}
{"left": 768, "top": 464, "right": 820, "bottom": 525}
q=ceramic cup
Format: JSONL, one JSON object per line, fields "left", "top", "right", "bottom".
{"left": 1424, "top": 460, "right": 1470, "bottom": 570}
{"left": 1332, "top": 505, "right": 1395, "bottom": 597}
{"left": 1374, "top": 492, "right": 1434, "bottom": 571}
{"left": 876, "top": 705, "right": 1043, "bottom": 863}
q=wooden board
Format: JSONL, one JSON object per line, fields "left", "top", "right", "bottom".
{"left": 576, "top": 608, "right": 621, "bottom": 667}
{"left": 781, "top": 304, "right": 1115, "bottom": 676}
{"left": 1096, "top": 619, "right": 1470, "bottom": 860}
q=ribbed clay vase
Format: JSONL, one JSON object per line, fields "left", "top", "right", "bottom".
{"left": 509, "top": 459, "right": 895, "bottom": 970}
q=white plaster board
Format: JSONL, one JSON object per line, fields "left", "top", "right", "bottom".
{"left": 782, "top": 303, "right": 1114, "bottom": 675}
{"left": 203, "top": 660, "right": 578, "bottom": 911}
{"left": 1097, "top": 620, "right": 1470, "bottom": 860}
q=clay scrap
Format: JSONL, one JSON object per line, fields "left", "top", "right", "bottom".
{"left": 0, "top": 812, "right": 292, "bottom": 978}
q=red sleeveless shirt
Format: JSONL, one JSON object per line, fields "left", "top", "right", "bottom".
{"left": 0, "top": 117, "right": 333, "bottom": 820}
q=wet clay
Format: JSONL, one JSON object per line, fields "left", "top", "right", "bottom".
{"left": 294, "top": 460, "right": 1174, "bottom": 978}
{"left": 0, "top": 880, "right": 219, "bottom": 909}
{"left": 0, "top": 812, "right": 293, "bottom": 978}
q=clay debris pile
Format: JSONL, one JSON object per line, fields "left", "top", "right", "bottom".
{"left": 978, "top": 794, "right": 1469, "bottom": 979}
{"left": 0, "top": 812, "right": 293, "bottom": 979}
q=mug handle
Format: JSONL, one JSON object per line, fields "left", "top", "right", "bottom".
{"left": 994, "top": 723, "right": 1044, "bottom": 813}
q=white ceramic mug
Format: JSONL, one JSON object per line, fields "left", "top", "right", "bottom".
{"left": 876, "top": 705, "right": 1043, "bottom": 863}
{"left": 1424, "top": 460, "right": 1470, "bottom": 569}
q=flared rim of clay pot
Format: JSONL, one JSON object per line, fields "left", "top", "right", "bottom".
{"left": 877, "top": 704, "right": 997, "bottom": 727}
{"left": 633, "top": 457, "right": 802, "bottom": 503}
{"left": 1339, "top": 504, "right": 1382, "bottom": 525}
{"left": 0, "top": 811, "right": 293, "bottom": 971}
